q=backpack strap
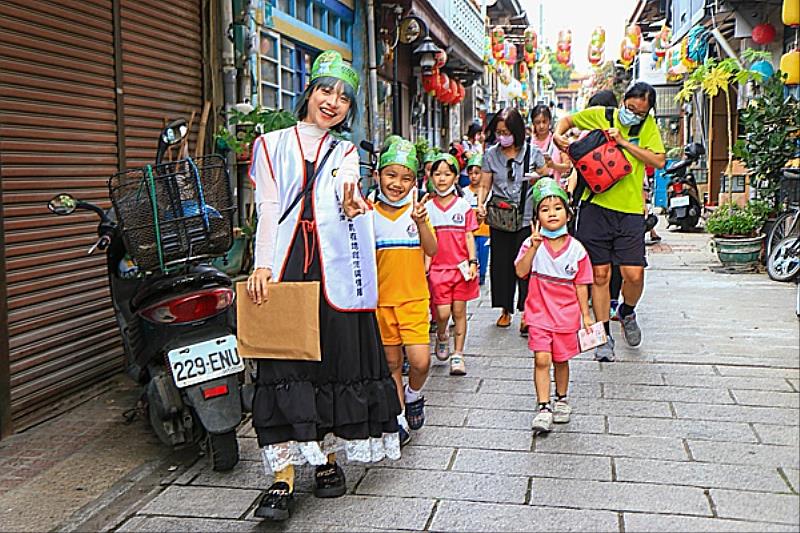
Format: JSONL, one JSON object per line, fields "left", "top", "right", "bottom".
{"left": 605, "top": 106, "right": 643, "bottom": 138}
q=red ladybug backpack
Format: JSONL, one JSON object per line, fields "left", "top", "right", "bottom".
{"left": 568, "top": 107, "right": 642, "bottom": 204}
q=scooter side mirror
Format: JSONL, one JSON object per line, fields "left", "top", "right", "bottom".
{"left": 48, "top": 194, "right": 78, "bottom": 215}
{"left": 161, "top": 118, "right": 189, "bottom": 147}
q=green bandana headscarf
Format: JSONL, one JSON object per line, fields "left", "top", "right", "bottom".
{"left": 531, "top": 177, "right": 569, "bottom": 210}
{"left": 311, "top": 50, "right": 360, "bottom": 94}
{"left": 432, "top": 152, "right": 461, "bottom": 172}
{"left": 466, "top": 153, "right": 483, "bottom": 169}
{"left": 423, "top": 149, "right": 439, "bottom": 165}
{"left": 379, "top": 139, "right": 419, "bottom": 175}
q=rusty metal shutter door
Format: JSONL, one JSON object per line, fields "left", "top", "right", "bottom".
{"left": 120, "top": 0, "right": 203, "bottom": 167}
{"left": 0, "top": 0, "right": 123, "bottom": 428}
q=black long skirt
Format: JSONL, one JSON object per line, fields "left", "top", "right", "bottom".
{"left": 252, "top": 186, "right": 401, "bottom": 450}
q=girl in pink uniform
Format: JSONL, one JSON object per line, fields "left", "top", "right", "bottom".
{"left": 514, "top": 178, "right": 595, "bottom": 433}
{"left": 426, "top": 153, "right": 480, "bottom": 376}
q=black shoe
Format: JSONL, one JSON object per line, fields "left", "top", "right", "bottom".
{"left": 254, "top": 482, "right": 293, "bottom": 521}
{"left": 313, "top": 463, "right": 346, "bottom": 498}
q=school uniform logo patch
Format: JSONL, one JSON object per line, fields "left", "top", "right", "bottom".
{"left": 452, "top": 213, "right": 465, "bottom": 224}
{"left": 564, "top": 262, "right": 578, "bottom": 276}
{"left": 407, "top": 223, "right": 418, "bottom": 236}
{"left": 331, "top": 168, "right": 339, "bottom": 177}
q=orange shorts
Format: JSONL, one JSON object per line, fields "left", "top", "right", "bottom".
{"left": 376, "top": 299, "right": 430, "bottom": 346}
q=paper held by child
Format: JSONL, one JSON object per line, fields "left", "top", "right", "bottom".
{"left": 457, "top": 260, "right": 471, "bottom": 281}
{"left": 578, "top": 322, "right": 607, "bottom": 352}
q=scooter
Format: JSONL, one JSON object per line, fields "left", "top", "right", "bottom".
{"left": 666, "top": 142, "right": 705, "bottom": 231}
{"left": 47, "top": 119, "right": 243, "bottom": 471}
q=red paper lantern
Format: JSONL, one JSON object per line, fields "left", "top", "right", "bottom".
{"left": 752, "top": 23, "right": 776, "bottom": 45}
{"left": 422, "top": 74, "right": 437, "bottom": 95}
{"left": 434, "top": 50, "right": 448, "bottom": 69}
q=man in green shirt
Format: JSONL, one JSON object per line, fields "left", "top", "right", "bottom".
{"left": 553, "top": 82, "right": 666, "bottom": 361}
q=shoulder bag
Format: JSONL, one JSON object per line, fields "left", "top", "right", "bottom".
{"left": 485, "top": 143, "right": 531, "bottom": 233}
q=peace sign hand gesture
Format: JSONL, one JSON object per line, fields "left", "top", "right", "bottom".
{"left": 411, "top": 193, "right": 430, "bottom": 223}
{"left": 342, "top": 181, "right": 368, "bottom": 218}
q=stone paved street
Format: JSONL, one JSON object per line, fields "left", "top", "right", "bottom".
{"left": 104, "top": 228, "right": 799, "bottom": 532}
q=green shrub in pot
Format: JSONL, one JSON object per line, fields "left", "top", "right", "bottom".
{"left": 706, "top": 202, "right": 766, "bottom": 237}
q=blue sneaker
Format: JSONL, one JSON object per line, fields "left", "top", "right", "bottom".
{"left": 609, "top": 300, "right": 619, "bottom": 321}
{"left": 405, "top": 397, "right": 425, "bottom": 430}
{"left": 398, "top": 425, "right": 411, "bottom": 447}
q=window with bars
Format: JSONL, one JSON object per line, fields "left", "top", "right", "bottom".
{"left": 272, "top": 0, "right": 353, "bottom": 45}
{"left": 260, "top": 31, "right": 315, "bottom": 111}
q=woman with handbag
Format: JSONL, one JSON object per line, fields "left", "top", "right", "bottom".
{"left": 246, "top": 50, "right": 401, "bottom": 522}
{"left": 477, "top": 107, "right": 552, "bottom": 335}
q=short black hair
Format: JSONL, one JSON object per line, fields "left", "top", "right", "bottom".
{"left": 495, "top": 107, "right": 526, "bottom": 148}
{"left": 623, "top": 81, "right": 657, "bottom": 111}
{"left": 466, "top": 121, "right": 483, "bottom": 140}
{"left": 587, "top": 90, "right": 618, "bottom": 108}
{"left": 294, "top": 77, "right": 358, "bottom": 132}
{"left": 529, "top": 104, "right": 552, "bottom": 124}
{"left": 430, "top": 158, "right": 459, "bottom": 176}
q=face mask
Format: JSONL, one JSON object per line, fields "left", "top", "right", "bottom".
{"left": 540, "top": 225, "right": 568, "bottom": 239}
{"left": 435, "top": 184, "right": 457, "bottom": 197}
{"left": 497, "top": 134, "right": 514, "bottom": 148}
{"left": 377, "top": 188, "right": 412, "bottom": 207}
{"left": 618, "top": 106, "right": 644, "bottom": 127}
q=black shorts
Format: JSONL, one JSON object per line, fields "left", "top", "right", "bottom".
{"left": 575, "top": 202, "right": 646, "bottom": 267}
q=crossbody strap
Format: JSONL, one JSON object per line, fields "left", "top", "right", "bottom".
{"left": 278, "top": 139, "right": 340, "bottom": 224}
{"left": 519, "top": 142, "right": 531, "bottom": 217}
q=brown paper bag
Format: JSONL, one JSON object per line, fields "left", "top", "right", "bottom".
{"left": 236, "top": 281, "right": 321, "bottom": 361}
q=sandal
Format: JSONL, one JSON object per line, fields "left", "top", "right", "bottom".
{"left": 313, "top": 463, "right": 346, "bottom": 498}
{"left": 496, "top": 311, "right": 511, "bottom": 328}
{"left": 405, "top": 396, "right": 426, "bottom": 430}
{"left": 254, "top": 481, "right": 294, "bottom": 521}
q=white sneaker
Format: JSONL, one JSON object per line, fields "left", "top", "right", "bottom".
{"left": 435, "top": 333, "right": 450, "bottom": 361}
{"left": 552, "top": 399, "right": 572, "bottom": 424}
{"left": 531, "top": 409, "right": 554, "bottom": 433}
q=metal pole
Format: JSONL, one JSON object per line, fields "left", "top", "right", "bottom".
{"left": 392, "top": 40, "right": 402, "bottom": 134}
{"left": 366, "top": 0, "right": 381, "bottom": 147}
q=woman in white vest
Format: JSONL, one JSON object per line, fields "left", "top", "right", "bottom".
{"left": 246, "top": 50, "right": 401, "bottom": 521}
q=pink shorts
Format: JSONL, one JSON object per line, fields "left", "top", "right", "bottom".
{"left": 428, "top": 268, "right": 480, "bottom": 305}
{"left": 528, "top": 326, "right": 580, "bottom": 363}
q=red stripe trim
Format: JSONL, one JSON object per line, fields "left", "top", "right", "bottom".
{"left": 532, "top": 272, "right": 575, "bottom": 285}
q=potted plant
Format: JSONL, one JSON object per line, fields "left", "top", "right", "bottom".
{"left": 706, "top": 201, "right": 768, "bottom": 270}
{"left": 734, "top": 71, "right": 800, "bottom": 208}
{"left": 213, "top": 107, "right": 298, "bottom": 276}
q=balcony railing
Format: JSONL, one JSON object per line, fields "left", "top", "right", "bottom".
{"left": 429, "top": 0, "right": 484, "bottom": 60}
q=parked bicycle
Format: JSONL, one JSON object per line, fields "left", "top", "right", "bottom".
{"left": 766, "top": 169, "right": 800, "bottom": 282}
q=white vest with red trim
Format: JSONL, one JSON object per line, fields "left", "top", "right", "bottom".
{"left": 256, "top": 126, "right": 378, "bottom": 311}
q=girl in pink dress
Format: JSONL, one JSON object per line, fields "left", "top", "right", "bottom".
{"left": 530, "top": 104, "right": 572, "bottom": 189}
{"left": 514, "top": 178, "right": 594, "bottom": 434}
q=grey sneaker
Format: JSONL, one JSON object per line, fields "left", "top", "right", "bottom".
{"left": 552, "top": 399, "right": 572, "bottom": 424}
{"left": 620, "top": 313, "right": 643, "bottom": 348}
{"left": 531, "top": 408, "right": 554, "bottom": 433}
{"left": 594, "top": 335, "right": 616, "bottom": 362}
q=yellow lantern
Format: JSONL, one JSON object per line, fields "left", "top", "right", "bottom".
{"left": 783, "top": 0, "right": 799, "bottom": 27}
{"left": 781, "top": 50, "right": 799, "bottom": 85}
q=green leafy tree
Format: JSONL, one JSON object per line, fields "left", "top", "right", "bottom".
{"left": 733, "top": 72, "right": 800, "bottom": 207}
{"left": 676, "top": 52, "right": 769, "bottom": 195}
